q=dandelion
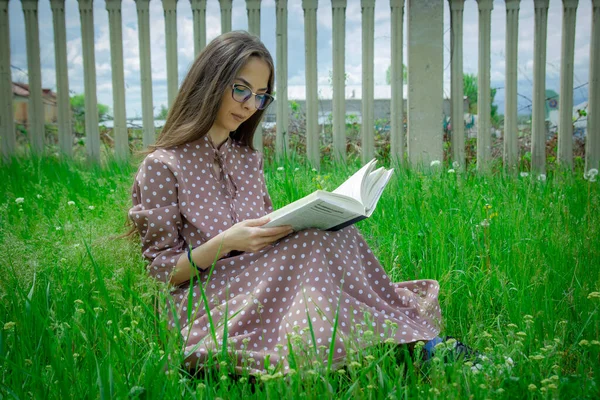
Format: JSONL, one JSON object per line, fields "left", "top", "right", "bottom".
{"left": 587, "top": 291, "right": 600, "bottom": 300}
{"left": 4, "top": 322, "right": 16, "bottom": 330}
{"left": 537, "top": 174, "right": 547, "bottom": 182}
{"left": 448, "top": 169, "right": 455, "bottom": 174}
{"left": 277, "top": 166, "right": 284, "bottom": 171}
{"left": 452, "top": 161, "right": 460, "bottom": 169}
{"left": 88, "top": 206, "right": 95, "bottom": 210}
{"left": 584, "top": 168, "right": 599, "bottom": 180}
{"left": 430, "top": 160, "right": 441, "bottom": 167}
{"left": 15, "top": 197, "right": 24, "bottom": 204}
{"left": 528, "top": 384, "right": 537, "bottom": 392}
{"left": 67, "top": 201, "right": 75, "bottom": 206}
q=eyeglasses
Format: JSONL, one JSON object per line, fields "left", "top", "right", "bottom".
{"left": 231, "top": 83, "right": 274, "bottom": 110}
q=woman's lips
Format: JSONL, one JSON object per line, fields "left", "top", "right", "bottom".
{"left": 232, "top": 113, "right": 244, "bottom": 122}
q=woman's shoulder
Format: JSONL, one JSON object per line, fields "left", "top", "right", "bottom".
{"left": 135, "top": 148, "right": 183, "bottom": 182}
{"left": 231, "top": 141, "right": 263, "bottom": 164}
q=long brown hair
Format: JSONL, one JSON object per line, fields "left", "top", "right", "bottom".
{"left": 149, "top": 30, "right": 274, "bottom": 152}
{"left": 118, "top": 31, "right": 275, "bottom": 240}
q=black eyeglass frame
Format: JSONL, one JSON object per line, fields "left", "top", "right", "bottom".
{"left": 231, "top": 83, "right": 274, "bottom": 110}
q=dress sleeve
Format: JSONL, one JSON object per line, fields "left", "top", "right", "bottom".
{"left": 129, "top": 153, "right": 187, "bottom": 284}
{"left": 258, "top": 152, "right": 274, "bottom": 213}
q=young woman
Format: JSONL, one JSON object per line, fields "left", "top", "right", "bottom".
{"left": 127, "top": 31, "right": 447, "bottom": 375}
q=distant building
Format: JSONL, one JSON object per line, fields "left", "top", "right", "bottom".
{"left": 12, "top": 82, "right": 58, "bottom": 125}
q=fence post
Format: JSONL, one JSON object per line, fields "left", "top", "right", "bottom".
{"left": 275, "top": 0, "right": 288, "bottom": 160}
{"left": 162, "top": 0, "right": 179, "bottom": 108}
{"left": 0, "top": 0, "right": 15, "bottom": 162}
{"left": 106, "top": 0, "right": 128, "bottom": 161}
{"left": 78, "top": 0, "right": 101, "bottom": 163}
{"left": 532, "top": 0, "right": 550, "bottom": 175}
{"left": 557, "top": 0, "right": 578, "bottom": 169}
{"left": 247, "top": 0, "right": 264, "bottom": 153}
{"left": 219, "top": 0, "right": 232, "bottom": 34}
{"left": 303, "top": 0, "right": 320, "bottom": 170}
{"left": 135, "top": 0, "right": 155, "bottom": 148}
{"left": 332, "top": 0, "right": 347, "bottom": 163}
{"left": 587, "top": 0, "right": 600, "bottom": 172}
{"left": 390, "top": 0, "right": 405, "bottom": 167}
{"left": 190, "top": 0, "right": 207, "bottom": 57}
{"left": 361, "top": 0, "right": 375, "bottom": 165}
{"left": 449, "top": 0, "right": 465, "bottom": 170}
{"left": 504, "top": 0, "right": 520, "bottom": 171}
{"left": 21, "top": 0, "right": 45, "bottom": 155}
{"left": 476, "top": 0, "right": 493, "bottom": 172}
{"left": 407, "top": 0, "right": 443, "bottom": 168}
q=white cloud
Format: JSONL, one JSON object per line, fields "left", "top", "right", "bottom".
{"left": 6, "top": 0, "right": 593, "bottom": 118}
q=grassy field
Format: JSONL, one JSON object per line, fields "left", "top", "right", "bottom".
{"left": 1, "top": 149, "right": 599, "bottom": 399}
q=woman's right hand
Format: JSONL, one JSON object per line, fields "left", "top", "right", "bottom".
{"left": 223, "top": 216, "right": 293, "bottom": 253}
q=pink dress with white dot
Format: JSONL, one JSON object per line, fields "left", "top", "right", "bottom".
{"left": 129, "top": 134, "right": 442, "bottom": 374}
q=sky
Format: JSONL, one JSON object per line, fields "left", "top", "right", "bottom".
{"left": 7, "top": 0, "right": 593, "bottom": 119}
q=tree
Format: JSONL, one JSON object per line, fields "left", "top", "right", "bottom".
{"left": 70, "top": 93, "right": 111, "bottom": 134}
{"left": 155, "top": 104, "right": 169, "bottom": 120}
{"left": 462, "top": 73, "right": 500, "bottom": 126}
{"left": 385, "top": 64, "right": 407, "bottom": 85}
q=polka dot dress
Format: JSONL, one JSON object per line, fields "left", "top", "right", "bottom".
{"left": 129, "top": 134, "right": 442, "bottom": 374}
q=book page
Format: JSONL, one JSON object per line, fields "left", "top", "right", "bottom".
{"left": 332, "top": 158, "right": 377, "bottom": 203}
{"left": 264, "top": 198, "right": 362, "bottom": 231}
{"left": 366, "top": 169, "right": 394, "bottom": 216}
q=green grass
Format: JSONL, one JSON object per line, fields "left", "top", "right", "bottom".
{"left": 1, "top": 149, "right": 599, "bottom": 399}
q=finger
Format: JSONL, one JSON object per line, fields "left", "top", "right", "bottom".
{"left": 255, "top": 225, "right": 291, "bottom": 237}
{"left": 245, "top": 216, "right": 271, "bottom": 227}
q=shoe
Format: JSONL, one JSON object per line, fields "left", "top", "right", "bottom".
{"left": 440, "top": 336, "right": 482, "bottom": 363}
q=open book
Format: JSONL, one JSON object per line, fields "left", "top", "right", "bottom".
{"left": 263, "top": 158, "right": 394, "bottom": 232}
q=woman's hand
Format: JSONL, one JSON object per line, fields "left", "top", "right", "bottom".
{"left": 223, "top": 216, "right": 293, "bottom": 253}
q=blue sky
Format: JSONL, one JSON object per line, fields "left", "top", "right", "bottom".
{"left": 7, "top": 0, "right": 593, "bottom": 119}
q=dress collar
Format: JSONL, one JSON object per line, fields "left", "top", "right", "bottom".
{"left": 205, "top": 134, "right": 232, "bottom": 154}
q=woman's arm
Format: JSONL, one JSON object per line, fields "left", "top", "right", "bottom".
{"left": 171, "top": 231, "right": 231, "bottom": 286}
{"left": 170, "top": 217, "right": 293, "bottom": 287}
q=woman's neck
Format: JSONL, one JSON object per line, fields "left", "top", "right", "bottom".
{"left": 208, "top": 131, "right": 230, "bottom": 149}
